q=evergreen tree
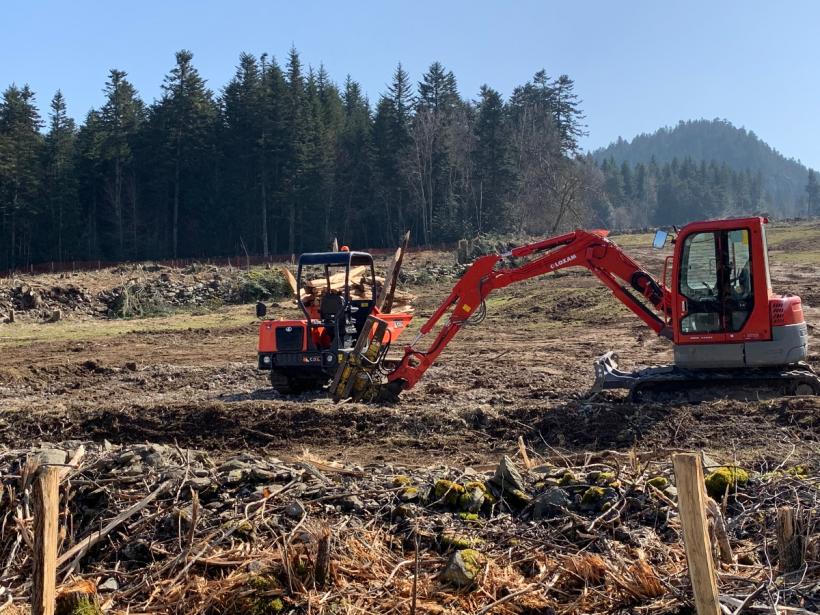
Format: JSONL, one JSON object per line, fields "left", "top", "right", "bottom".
{"left": 220, "top": 53, "right": 264, "bottom": 254}
{"left": 0, "top": 85, "right": 43, "bottom": 268}
{"left": 281, "top": 47, "right": 308, "bottom": 255}
{"left": 806, "top": 170, "right": 820, "bottom": 217}
{"left": 334, "top": 77, "right": 373, "bottom": 244}
{"left": 99, "top": 69, "right": 144, "bottom": 258}
{"left": 372, "top": 63, "right": 413, "bottom": 240}
{"left": 410, "top": 61, "right": 461, "bottom": 242}
{"left": 42, "top": 91, "right": 78, "bottom": 261}
{"left": 75, "top": 109, "right": 105, "bottom": 258}
{"left": 156, "top": 50, "right": 216, "bottom": 257}
{"left": 472, "top": 85, "right": 512, "bottom": 231}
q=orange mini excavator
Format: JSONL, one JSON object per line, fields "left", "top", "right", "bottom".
{"left": 331, "top": 216, "right": 819, "bottom": 402}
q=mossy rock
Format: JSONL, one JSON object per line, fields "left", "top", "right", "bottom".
{"left": 434, "top": 479, "right": 465, "bottom": 506}
{"left": 558, "top": 471, "right": 577, "bottom": 486}
{"left": 464, "top": 481, "right": 496, "bottom": 504}
{"left": 458, "top": 481, "right": 494, "bottom": 512}
{"left": 441, "top": 530, "right": 482, "bottom": 549}
{"left": 785, "top": 465, "right": 809, "bottom": 478}
{"left": 704, "top": 466, "right": 749, "bottom": 499}
{"left": 392, "top": 475, "right": 413, "bottom": 487}
{"left": 399, "top": 486, "right": 419, "bottom": 501}
{"left": 505, "top": 488, "right": 532, "bottom": 508}
{"left": 647, "top": 476, "right": 669, "bottom": 490}
{"left": 245, "top": 596, "right": 285, "bottom": 615}
{"left": 440, "top": 548, "right": 485, "bottom": 587}
{"left": 393, "top": 504, "right": 417, "bottom": 519}
{"left": 580, "top": 486, "right": 618, "bottom": 512}
{"left": 458, "top": 512, "right": 479, "bottom": 521}
{"left": 587, "top": 470, "right": 617, "bottom": 484}
{"left": 227, "top": 575, "right": 286, "bottom": 615}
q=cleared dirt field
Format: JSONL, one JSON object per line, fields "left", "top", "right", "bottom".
{"left": 2, "top": 222, "right": 819, "bottom": 614}
{"left": 1, "top": 222, "right": 818, "bottom": 467}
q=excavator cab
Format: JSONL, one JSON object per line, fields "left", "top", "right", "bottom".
{"left": 670, "top": 218, "right": 807, "bottom": 369}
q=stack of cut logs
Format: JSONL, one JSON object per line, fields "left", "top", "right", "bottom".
{"left": 300, "top": 265, "right": 415, "bottom": 313}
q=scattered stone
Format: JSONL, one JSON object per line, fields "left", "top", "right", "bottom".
{"left": 284, "top": 500, "right": 306, "bottom": 519}
{"left": 98, "top": 577, "right": 119, "bottom": 592}
{"left": 490, "top": 455, "right": 525, "bottom": 493}
{"left": 186, "top": 476, "right": 213, "bottom": 491}
{"left": 440, "top": 549, "right": 484, "bottom": 588}
{"left": 340, "top": 495, "right": 364, "bottom": 512}
{"left": 220, "top": 458, "right": 252, "bottom": 473}
{"left": 225, "top": 469, "right": 248, "bottom": 485}
{"left": 533, "top": 487, "right": 571, "bottom": 520}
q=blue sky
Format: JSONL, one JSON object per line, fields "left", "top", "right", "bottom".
{"left": 3, "top": 1, "right": 819, "bottom": 169}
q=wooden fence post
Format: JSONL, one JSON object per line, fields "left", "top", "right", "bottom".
{"left": 673, "top": 453, "right": 721, "bottom": 615}
{"left": 32, "top": 466, "right": 60, "bottom": 615}
{"left": 776, "top": 506, "right": 804, "bottom": 573}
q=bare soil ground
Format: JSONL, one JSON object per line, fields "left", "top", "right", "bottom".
{"left": 1, "top": 223, "right": 818, "bottom": 468}
{"left": 2, "top": 222, "right": 819, "bottom": 614}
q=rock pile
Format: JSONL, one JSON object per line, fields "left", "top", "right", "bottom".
{"left": 0, "top": 282, "right": 99, "bottom": 322}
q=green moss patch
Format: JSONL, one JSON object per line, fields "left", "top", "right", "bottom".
{"left": 705, "top": 467, "right": 749, "bottom": 499}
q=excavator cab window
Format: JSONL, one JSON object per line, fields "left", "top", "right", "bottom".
{"left": 678, "top": 228, "right": 754, "bottom": 335}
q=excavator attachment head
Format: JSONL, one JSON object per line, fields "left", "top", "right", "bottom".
{"left": 330, "top": 315, "right": 396, "bottom": 402}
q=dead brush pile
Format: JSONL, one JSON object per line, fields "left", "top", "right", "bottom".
{"left": 0, "top": 443, "right": 817, "bottom": 614}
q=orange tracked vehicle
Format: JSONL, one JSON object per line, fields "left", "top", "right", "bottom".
{"left": 257, "top": 249, "right": 413, "bottom": 394}
{"left": 332, "top": 217, "right": 818, "bottom": 402}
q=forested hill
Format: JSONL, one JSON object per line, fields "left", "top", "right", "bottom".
{"left": 593, "top": 119, "right": 814, "bottom": 216}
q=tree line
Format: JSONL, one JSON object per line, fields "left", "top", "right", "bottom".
{"left": 593, "top": 157, "right": 820, "bottom": 228}
{"left": 595, "top": 157, "right": 768, "bottom": 227}
{"left": 0, "top": 49, "right": 592, "bottom": 269}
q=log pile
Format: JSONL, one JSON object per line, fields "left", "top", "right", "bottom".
{"left": 301, "top": 265, "right": 415, "bottom": 313}
{"left": 3, "top": 443, "right": 818, "bottom": 614}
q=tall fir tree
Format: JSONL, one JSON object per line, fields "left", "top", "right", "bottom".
{"left": 0, "top": 85, "right": 43, "bottom": 267}
{"left": 42, "top": 91, "right": 78, "bottom": 261}
{"left": 806, "top": 169, "right": 820, "bottom": 217}
{"left": 472, "top": 85, "right": 512, "bottom": 232}
{"left": 372, "top": 63, "right": 413, "bottom": 241}
{"left": 99, "top": 70, "right": 144, "bottom": 258}
{"left": 156, "top": 50, "right": 216, "bottom": 257}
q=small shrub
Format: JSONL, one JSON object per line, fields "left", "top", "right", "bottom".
{"left": 228, "top": 269, "right": 291, "bottom": 303}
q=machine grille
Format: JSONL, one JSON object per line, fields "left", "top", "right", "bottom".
{"left": 771, "top": 302, "right": 785, "bottom": 326}
{"left": 275, "top": 326, "right": 304, "bottom": 351}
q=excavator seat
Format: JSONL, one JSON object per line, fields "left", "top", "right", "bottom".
{"left": 320, "top": 292, "right": 344, "bottom": 323}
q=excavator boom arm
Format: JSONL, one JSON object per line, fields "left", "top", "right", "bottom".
{"left": 388, "top": 230, "right": 671, "bottom": 391}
